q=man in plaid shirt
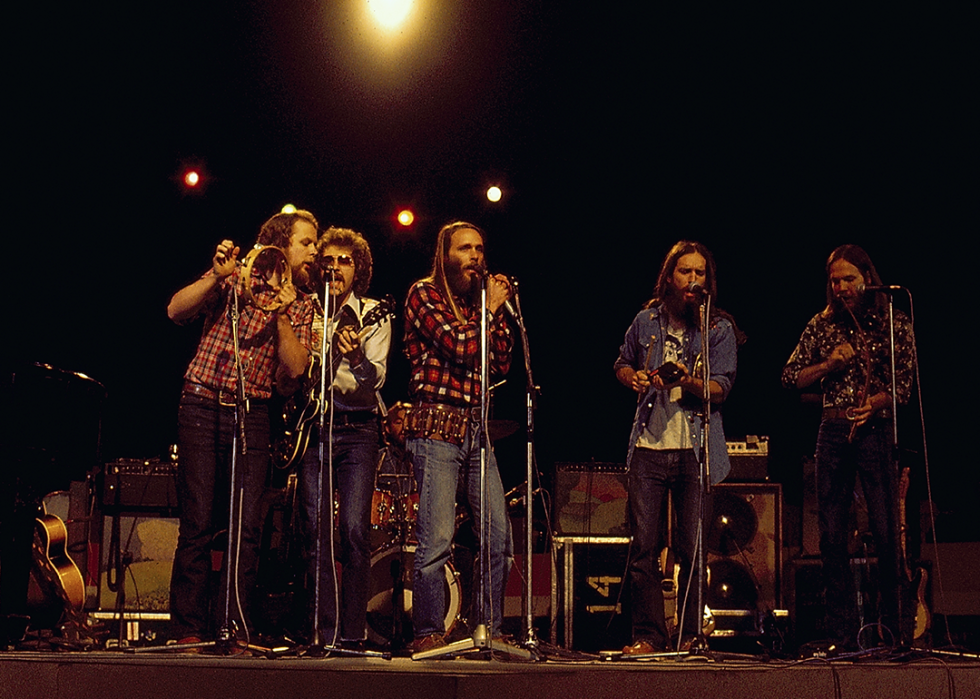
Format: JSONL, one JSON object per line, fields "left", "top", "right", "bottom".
{"left": 166, "top": 210, "right": 317, "bottom": 648}
{"left": 402, "top": 221, "right": 514, "bottom": 655}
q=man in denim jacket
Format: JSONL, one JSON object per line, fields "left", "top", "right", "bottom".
{"left": 614, "top": 241, "right": 739, "bottom": 655}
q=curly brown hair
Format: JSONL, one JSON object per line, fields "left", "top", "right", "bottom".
{"left": 315, "top": 226, "right": 374, "bottom": 296}
{"left": 256, "top": 209, "right": 319, "bottom": 249}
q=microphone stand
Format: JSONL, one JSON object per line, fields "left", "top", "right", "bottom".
{"left": 306, "top": 272, "right": 386, "bottom": 660}
{"left": 413, "top": 272, "right": 530, "bottom": 661}
{"left": 134, "top": 273, "right": 264, "bottom": 656}
{"left": 510, "top": 282, "right": 543, "bottom": 652}
{"left": 680, "top": 290, "right": 712, "bottom": 655}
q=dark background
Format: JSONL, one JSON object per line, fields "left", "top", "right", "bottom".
{"left": 6, "top": 3, "right": 976, "bottom": 540}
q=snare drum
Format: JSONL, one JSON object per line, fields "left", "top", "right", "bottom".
{"left": 366, "top": 544, "right": 460, "bottom": 647}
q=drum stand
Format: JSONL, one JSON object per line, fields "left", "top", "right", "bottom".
{"left": 413, "top": 272, "right": 531, "bottom": 661}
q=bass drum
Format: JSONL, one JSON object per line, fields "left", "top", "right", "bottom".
{"left": 366, "top": 544, "right": 460, "bottom": 647}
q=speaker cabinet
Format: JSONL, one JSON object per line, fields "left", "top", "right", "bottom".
{"left": 99, "top": 515, "right": 179, "bottom": 613}
{"left": 707, "top": 482, "right": 782, "bottom": 614}
{"left": 551, "top": 536, "right": 631, "bottom": 652}
{"left": 554, "top": 462, "right": 629, "bottom": 536}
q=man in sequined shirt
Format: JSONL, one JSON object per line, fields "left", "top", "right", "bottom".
{"left": 167, "top": 210, "right": 317, "bottom": 646}
{"left": 401, "top": 221, "right": 513, "bottom": 655}
{"left": 782, "top": 244, "right": 914, "bottom": 648}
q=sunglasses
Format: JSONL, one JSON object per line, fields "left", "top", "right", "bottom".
{"left": 321, "top": 254, "right": 354, "bottom": 268}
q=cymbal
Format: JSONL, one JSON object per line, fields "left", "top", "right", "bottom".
{"left": 488, "top": 419, "right": 519, "bottom": 441}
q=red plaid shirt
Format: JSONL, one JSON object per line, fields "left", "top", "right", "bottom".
{"left": 182, "top": 269, "right": 314, "bottom": 400}
{"left": 403, "top": 279, "right": 512, "bottom": 408}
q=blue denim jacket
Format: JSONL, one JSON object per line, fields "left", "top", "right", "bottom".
{"left": 614, "top": 304, "right": 737, "bottom": 485}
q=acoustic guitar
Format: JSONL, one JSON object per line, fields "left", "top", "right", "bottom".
{"left": 33, "top": 508, "right": 85, "bottom": 613}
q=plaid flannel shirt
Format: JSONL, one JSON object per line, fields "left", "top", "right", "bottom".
{"left": 403, "top": 279, "right": 512, "bottom": 408}
{"left": 182, "top": 269, "right": 314, "bottom": 400}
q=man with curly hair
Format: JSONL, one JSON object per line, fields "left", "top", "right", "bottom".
{"left": 295, "top": 226, "right": 391, "bottom": 650}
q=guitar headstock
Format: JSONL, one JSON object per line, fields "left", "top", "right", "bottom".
{"left": 362, "top": 294, "right": 396, "bottom": 328}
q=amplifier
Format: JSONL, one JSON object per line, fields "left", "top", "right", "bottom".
{"left": 102, "top": 458, "right": 178, "bottom": 511}
{"left": 726, "top": 436, "right": 769, "bottom": 481}
{"left": 554, "top": 462, "right": 629, "bottom": 536}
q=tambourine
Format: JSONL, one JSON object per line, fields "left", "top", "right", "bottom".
{"left": 239, "top": 245, "right": 291, "bottom": 312}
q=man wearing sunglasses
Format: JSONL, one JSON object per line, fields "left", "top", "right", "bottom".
{"left": 292, "top": 226, "right": 391, "bottom": 651}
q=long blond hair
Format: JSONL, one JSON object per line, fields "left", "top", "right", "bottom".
{"left": 425, "top": 221, "right": 486, "bottom": 323}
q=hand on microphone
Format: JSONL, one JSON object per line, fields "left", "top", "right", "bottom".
{"left": 487, "top": 273, "right": 514, "bottom": 316}
{"left": 213, "top": 239, "right": 240, "bottom": 277}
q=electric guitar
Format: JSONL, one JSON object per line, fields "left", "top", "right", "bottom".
{"left": 899, "top": 465, "right": 931, "bottom": 640}
{"left": 274, "top": 295, "right": 395, "bottom": 471}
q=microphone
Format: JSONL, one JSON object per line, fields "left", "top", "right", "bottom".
{"left": 858, "top": 283, "right": 903, "bottom": 293}
{"left": 474, "top": 264, "right": 519, "bottom": 317}
{"left": 687, "top": 282, "right": 707, "bottom": 296}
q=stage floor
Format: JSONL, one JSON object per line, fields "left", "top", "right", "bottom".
{"left": 3, "top": 644, "right": 978, "bottom": 699}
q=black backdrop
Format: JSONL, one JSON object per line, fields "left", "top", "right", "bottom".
{"left": 6, "top": 3, "right": 975, "bottom": 540}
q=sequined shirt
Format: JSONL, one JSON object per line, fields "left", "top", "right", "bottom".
{"left": 781, "top": 307, "right": 914, "bottom": 410}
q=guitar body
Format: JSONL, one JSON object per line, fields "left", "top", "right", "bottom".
{"left": 33, "top": 513, "right": 85, "bottom": 612}
{"left": 273, "top": 295, "right": 394, "bottom": 472}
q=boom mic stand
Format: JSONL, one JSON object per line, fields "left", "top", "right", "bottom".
{"left": 509, "top": 281, "right": 544, "bottom": 653}
{"left": 413, "top": 272, "right": 531, "bottom": 661}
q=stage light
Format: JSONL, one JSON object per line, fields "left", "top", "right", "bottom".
{"left": 486, "top": 186, "right": 502, "bottom": 203}
{"left": 397, "top": 209, "right": 415, "bottom": 227}
{"left": 183, "top": 170, "right": 200, "bottom": 188}
{"left": 368, "top": 0, "right": 413, "bottom": 29}
{"left": 281, "top": 204, "right": 298, "bottom": 214}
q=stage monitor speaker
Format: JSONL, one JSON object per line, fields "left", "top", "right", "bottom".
{"left": 706, "top": 482, "right": 782, "bottom": 614}
{"left": 99, "top": 514, "right": 179, "bottom": 613}
{"left": 554, "top": 462, "right": 628, "bottom": 536}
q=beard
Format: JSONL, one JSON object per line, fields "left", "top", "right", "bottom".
{"left": 663, "top": 287, "right": 700, "bottom": 327}
{"left": 446, "top": 261, "right": 479, "bottom": 301}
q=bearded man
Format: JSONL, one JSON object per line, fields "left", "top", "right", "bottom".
{"left": 614, "top": 240, "right": 740, "bottom": 655}
{"left": 401, "top": 221, "right": 514, "bottom": 655}
{"left": 782, "top": 244, "right": 914, "bottom": 649}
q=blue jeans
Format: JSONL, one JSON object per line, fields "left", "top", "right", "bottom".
{"left": 298, "top": 418, "right": 379, "bottom": 644}
{"left": 816, "top": 418, "right": 900, "bottom": 642}
{"left": 627, "top": 448, "right": 709, "bottom": 647}
{"left": 406, "top": 427, "right": 512, "bottom": 638}
{"left": 170, "top": 392, "right": 269, "bottom": 639}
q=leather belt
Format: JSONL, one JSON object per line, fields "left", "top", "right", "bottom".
{"left": 402, "top": 403, "right": 477, "bottom": 446}
{"left": 822, "top": 407, "right": 891, "bottom": 421}
{"left": 330, "top": 410, "right": 378, "bottom": 426}
{"left": 183, "top": 381, "right": 243, "bottom": 407}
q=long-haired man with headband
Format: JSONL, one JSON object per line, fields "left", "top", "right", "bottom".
{"left": 782, "top": 244, "right": 914, "bottom": 649}
{"left": 614, "top": 241, "right": 740, "bottom": 655}
{"left": 401, "top": 221, "right": 514, "bottom": 654}
{"left": 295, "top": 226, "right": 391, "bottom": 650}
{"left": 166, "top": 210, "right": 317, "bottom": 647}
